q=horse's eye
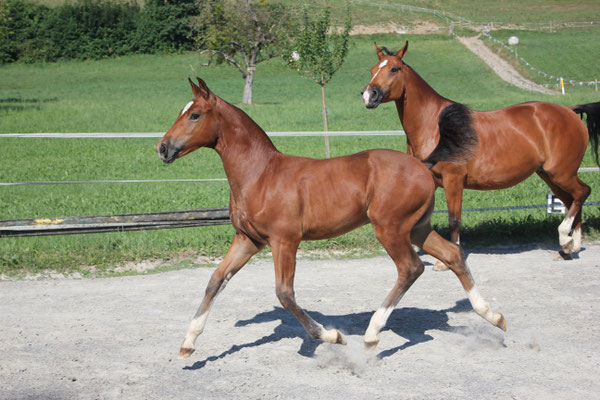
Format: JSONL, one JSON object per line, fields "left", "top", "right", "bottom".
{"left": 190, "top": 113, "right": 201, "bottom": 121}
{"left": 390, "top": 66, "right": 399, "bottom": 73}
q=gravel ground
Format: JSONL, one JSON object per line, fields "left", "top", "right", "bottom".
{"left": 457, "top": 35, "right": 557, "bottom": 95}
{"left": 1, "top": 243, "right": 599, "bottom": 399}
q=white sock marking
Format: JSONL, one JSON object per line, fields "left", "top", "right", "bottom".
{"left": 365, "top": 306, "right": 394, "bottom": 343}
{"left": 572, "top": 227, "right": 582, "bottom": 252}
{"left": 467, "top": 286, "right": 502, "bottom": 326}
{"left": 181, "top": 311, "right": 209, "bottom": 349}
{"left": 558, "top": 216, "right": 575, "bottom": 246}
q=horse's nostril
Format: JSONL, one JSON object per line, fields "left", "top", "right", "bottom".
{"left": 160, "top": 143, "right": 167, "bottom": 156}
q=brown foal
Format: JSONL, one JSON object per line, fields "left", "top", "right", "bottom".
{"left": 157, "top": 78, "right": 506, "bottom": 359}
{"left": 362, "top": 42, "right": 600, "bottom": 264}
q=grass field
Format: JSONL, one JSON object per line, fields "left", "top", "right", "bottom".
{"left": 1, "top": 29, "right": 600, "bottom": 275}
{"left": 484, "top": 27, "right": 600, "bottom": 88}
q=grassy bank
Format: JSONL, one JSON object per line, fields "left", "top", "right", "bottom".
{"left": 1, "top": 33, "right": 599, "bottom": 276}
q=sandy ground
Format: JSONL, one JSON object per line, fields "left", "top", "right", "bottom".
{"left": 1, "top": 243, "right": 600, "bottom": 400}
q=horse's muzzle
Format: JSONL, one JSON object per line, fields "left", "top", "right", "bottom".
{"left": 361, "top": 85, "right": 384, "bottom": 109}
{"left": 157, "top": 141, "right": 181, "bottom": 164}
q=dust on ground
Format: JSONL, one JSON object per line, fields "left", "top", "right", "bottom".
{"left": 1, "top": 243, "right": 599, "bottom": 399}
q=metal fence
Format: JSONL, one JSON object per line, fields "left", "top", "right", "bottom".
{"left": 1, "top": 131, "right": 598, "bottom": 237}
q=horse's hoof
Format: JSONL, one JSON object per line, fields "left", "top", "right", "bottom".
{"left": 496, "top": 314, "right": 507, "bottom": 332}
{"left": 364, "top": 339, "right": 379, "bottom": 353}
{"left": 178, "top": 347, "right": 195, "bottom": 359}
{"left": 554, "top": 250, "right": 573, "bottom": 261}
{"left": 433, "top": 261, "right": 450, "bottom": 271}
{"left": 335, "top": 330, "right": 347, "bottom": 345}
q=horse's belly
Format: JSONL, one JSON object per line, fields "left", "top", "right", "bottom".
{"left": 302, "top": 208, "right": 369, "bottom": 240}
{"left": 465, "top": 164, "right": 537, "bottom": 190}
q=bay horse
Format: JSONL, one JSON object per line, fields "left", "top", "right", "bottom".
{"left": 157, "top": 78, "right": 506, "bottom": 359}
{"left": 361, "top": 42, "right": 600, "bottom": 265}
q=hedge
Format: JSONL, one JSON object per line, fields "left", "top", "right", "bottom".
{"left": 0, "top": 0, "right": 198, "bottom": 63}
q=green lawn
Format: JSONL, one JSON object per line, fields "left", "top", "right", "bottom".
{"left": 1, "top": 33, "right": 599, "bottom": 276}
{"left": 484, "top": 27, "right": 600, "bottom": 89}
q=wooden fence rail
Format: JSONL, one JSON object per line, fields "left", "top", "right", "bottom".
{"left": 2, "top": 202, "right": 600, "bottom": 238}
{"left": 0, "top": 208, "right": 230, "bottom": 237}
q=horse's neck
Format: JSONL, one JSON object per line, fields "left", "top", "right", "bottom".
{"left": 396, "top": 65, "right": 452, "bottom": 158}
{"left": 214, "top": 99, "right": 279, "bottom": 191}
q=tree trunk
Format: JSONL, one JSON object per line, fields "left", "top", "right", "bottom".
{"left": 242, "top": 66, "right": 256, "bottom": 105}
{"left": 320, "top": 78, "right": 331, "bottom": 158}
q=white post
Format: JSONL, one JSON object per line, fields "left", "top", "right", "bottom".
{"left": 560, "top": 77, "right": 565, "bottom": 95}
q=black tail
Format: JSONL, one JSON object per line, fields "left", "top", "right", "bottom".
{"left": 423, "top": 103, "right": 478, "bottom": 169}
{"left": 572, "top": 101, "right": 600, "bottom": 167}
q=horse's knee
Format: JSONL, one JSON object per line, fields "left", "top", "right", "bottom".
{"left": 408, "top": 259, "right": 425, "bottom": 280}
{"left": 445, "top": 243, "right": 467, "bottom": 271}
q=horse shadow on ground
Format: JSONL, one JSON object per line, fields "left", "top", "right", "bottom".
{"left": 184, "top": 298, "right": 475, "bottom": 370}
{"left": 431, "top": 214, "right": 600, "bottom": 258}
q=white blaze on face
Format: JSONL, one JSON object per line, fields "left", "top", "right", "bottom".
{"left": 369, "top": 59, "right": 388, "bottom": 84}
{"left": 363, "top": 59, "right": 389, "bottom": 105}
{"left": 181, "top": 101, "right": 194, "bottom": 116}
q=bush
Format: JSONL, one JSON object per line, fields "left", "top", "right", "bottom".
{"left": 0, "top": 0, "right": 198, "bottom": 63}
{"left": 132, "top": 0, "right": 197, "bottom": 53}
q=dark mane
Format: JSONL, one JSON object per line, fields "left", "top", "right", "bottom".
{"left": 423, "top": 103, "right": 478, "bottom": 168}
{"left": 379, "top": 46, "right": 395, "bottom": 56}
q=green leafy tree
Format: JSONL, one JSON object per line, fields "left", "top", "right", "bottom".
{"left": 194, "top": 0, "right": 293, "bottom": 105}
{"left": 0, "top": 1, "right": 8, "bottom": 43}
{"left": 286, "top": 5, "right": 352, "bottom": 157}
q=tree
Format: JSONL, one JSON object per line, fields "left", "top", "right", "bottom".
{"left": 194, "top": 0, "right": 293, "bottom": 105}
{"left": 286, "top": 6, "right": 352, "bottom": 157}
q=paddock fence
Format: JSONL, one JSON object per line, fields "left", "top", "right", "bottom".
{"left": 1, "top": 131, "right": 599, "bottom": 237}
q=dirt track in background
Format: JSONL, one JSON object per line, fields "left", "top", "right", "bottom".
{"left": 457, "top": 35, "right": 557, "bottom": 95}
{"left": 1, "top": 243, "right": 599, "bottom": 399}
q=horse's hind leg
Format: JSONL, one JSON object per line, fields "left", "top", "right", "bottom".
{"left": 434, "top": 171, "right": 466, "bottom": 271}
{"left": 364, "top": 224, "right": 425, "bottom": 351}
{"left": 411, "top": 223, "right": 507, "bottom": 331}
{"left": 271, "top": 239, "right": 347, "bottom": 345}
{"left": 179, "top": 234, "right": 263, "bottom": 359}
{"left": 537, "top": 171, "right": 591, "bottom": 258}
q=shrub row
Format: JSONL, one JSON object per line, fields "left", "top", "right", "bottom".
{"left": 0, "top": 0, "right": 198, "bottom": 63}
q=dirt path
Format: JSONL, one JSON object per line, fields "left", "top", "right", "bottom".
{"left": 457, "top": 35, "right": 557, "bottom": 95}
{"left": 1, "top": 243, "right": 599, "bottom": 399}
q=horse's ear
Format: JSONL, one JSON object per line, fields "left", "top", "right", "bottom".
{"left": 375, "top": 42, "right": 385, "bottom": 60}
{"left": 396, "top": 41, "right": 408, "bottom": 59}
{"left": 189, "top": 77, "right": 212, "bottom": 100}
{"left": 188, "top": 77, "right": 201, "bottom": 98}
{"left": 196, "top": 78, "right": 212, "bottom": 100}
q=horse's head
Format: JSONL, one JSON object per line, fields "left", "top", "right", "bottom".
{"left": 361, "top": 41, "right": 408, "bottom": 109}
{"left": 157, "top": 78, "right": 219, "bottom": 164}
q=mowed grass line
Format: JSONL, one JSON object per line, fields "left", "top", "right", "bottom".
{"left": 1, "top": 34, "right": 599, "bottom": 275}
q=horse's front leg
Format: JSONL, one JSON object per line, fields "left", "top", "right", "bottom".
{"left": 434, "top": 172, "right": 465, "bottom": 271}
{"left": 178, "top": 234, "right": 263, "bottom": 359}
{"left": 271, "top": 239, "right": 347, "bottom": 345}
